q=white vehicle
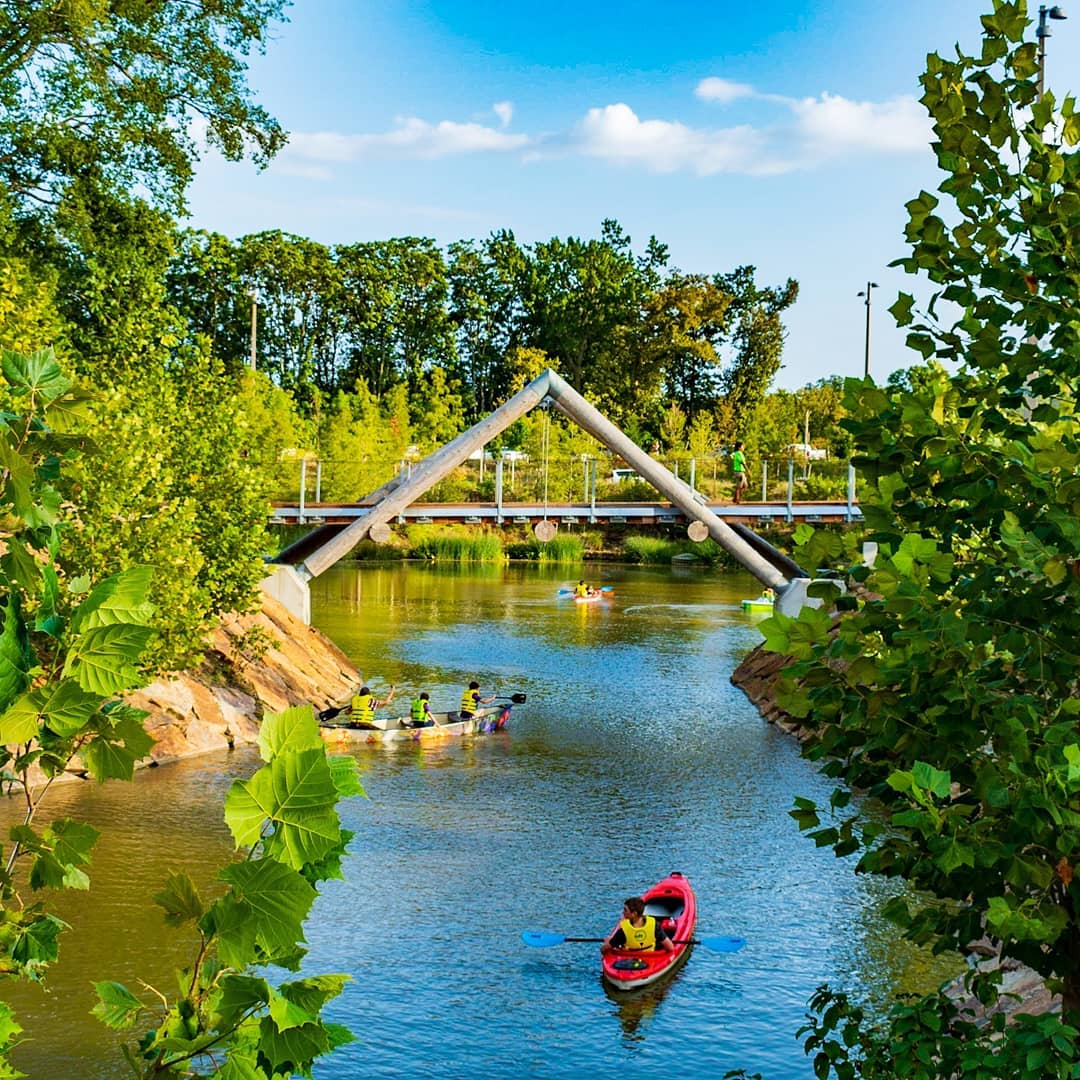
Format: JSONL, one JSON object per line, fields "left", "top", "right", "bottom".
{"left": 784, "top": 443, "right": 828, "bottom": 461}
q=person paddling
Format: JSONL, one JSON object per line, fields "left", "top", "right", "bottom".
{"left": 404, "top": 691, "right": 436, "bottom": 728}
{"left": 348, "top": 684, "right": 395, "bottom": 729}
{"left": 600, "top": 896, "right": 675, "bottom": 955}
{"left": 459, "top": 680, "right": 495, "bottom": 720}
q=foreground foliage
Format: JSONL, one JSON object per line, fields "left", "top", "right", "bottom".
{"left": 758, "top": 3, "right": 1080, "bottom": 1074}
{"left": 95, "top": 705, "right": 360, "bottom": 1077}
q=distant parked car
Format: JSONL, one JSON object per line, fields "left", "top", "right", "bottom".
{"left": 610, "top": 468, "right": 641, "bottom": 482}
{"left": 784, "top": 443, "right": 828, "bottom": 461}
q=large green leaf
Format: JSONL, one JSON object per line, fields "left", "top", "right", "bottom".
{"left": 25, "top": 818, "right": 99, "bottom": 890}
{"left": 81, "top": 711, "right": 156, "bottom": 781}
{"left": 62, "top": 623, "right": 153, "bottom": 695}
{"left": 0, "top": 440, "right": 36, "bottom": 519}
{"left": 218, "top": 859, "right": 317, "bottom": 957}
{"left": 1, "top": 349, "right": 72, "bottom": 404}
{"left": 153, "top": 872, "right": 205, "bottom": 926}
{"left": 224, "top": 749, "right": 341, "bottom": 869}
{"left": 92, "top": 982, "right": 145, "bottom": 1029}
{"left": 11, "top": 913, "right": 68, "bottom": 974}
{"left": 278, "top": 974, "right": 350, "bottom": 1018}
{"left": 328, "top": 755, "right": 365, "bottom": 799}
{"left": 0, "top": 595, "right": 30, "bottom": 715}
{"left": 211, "top": 974, "right": 271, "bottom": 1029}
{"left": 267, "top": 987, "right": 316, "bottom": 1032}
{"left": 0, "top": 680, "right": 103, "bottom": 743}
{"left": 257, "top": 705, "right": 325, "bottom": 762}
{"left": 44, "top": 387, "right": 95, "bottom": 434}
{"left": 70, "top": 566, "right": 155, "bottom": 633}
{"left": 255, "top": 1016, "right": 330, "bottom": 1073}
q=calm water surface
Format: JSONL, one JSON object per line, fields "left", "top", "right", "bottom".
{"left": 3, "top": 563, "right": 956, "bottom": 1078}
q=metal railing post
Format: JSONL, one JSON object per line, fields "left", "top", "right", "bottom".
{"left": 299, "top": 458, "right": 307, "bottom": 525}
{"left": 847, "top": 462, "right": 856, "bottom": 522}
{"left": 315, "top": 459, "right": 322, "bottom": 503}
{"left": 786, "top": 459, "right": 794, "bottom": 522}
{"left": 689, "top": 457, "right": 696, "bottom": 493}
{"left": 761, "top": 460, "right": 767, "bottom": 503}
{"left": 495, "top": 457, "right": 504, "bottom": 523}
{"left": 590, "top": 458, "right": 597, "bottom": 522}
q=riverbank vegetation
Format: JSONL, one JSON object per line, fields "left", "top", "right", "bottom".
{"left": 740, "top": 5, "right": 1080, "bottom": 1076}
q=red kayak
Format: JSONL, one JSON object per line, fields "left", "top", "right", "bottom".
{"left": 601, "top": 872, "right": 697, "bottom": 991}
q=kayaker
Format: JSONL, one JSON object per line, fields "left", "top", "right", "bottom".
{"left": 600, "top": 897, "right": 675, "bottom": 955}
{"left": 405, "top": 692, "right": 435, "bottom": 728}
{"left": 574, "top": 580, "right": 591, "bottom": 598}
{"left": 348, "top": 684, "right": 395, "bottom": 729}
{"left": 459, "top": 680, "right": 496, "bottom": 719}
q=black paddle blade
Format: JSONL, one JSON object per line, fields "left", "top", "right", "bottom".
{"left": 318, "top": 705, "right": 346, "bottom": 722}
{"left": 510, "top": 693, "right": 527, "bottom": 703}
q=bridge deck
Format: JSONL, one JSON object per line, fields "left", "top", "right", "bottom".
{"left": 270, "top": 500, "right": 860, "bottom": 526}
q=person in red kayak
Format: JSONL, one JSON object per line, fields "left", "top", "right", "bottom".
{"left": 600, "top": 897, "right": 675, "bottom": 954}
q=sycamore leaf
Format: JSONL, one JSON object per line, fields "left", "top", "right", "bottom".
{"left": 218, "top": 859, "right": 317, "bottom": 957}
{"left": 224, "top": 749, "right": 341, "bottom": 870}
{"left": 211, "top": 974, "right": 271, "bottom": 1029}
{"left": 154, "top": 872, "right": 205, "bottom": 926}
{"left": 278, "top": 975, "right": 350, "bottom": 1018}
{"left": 0, "top": 1001, "right": 22, "bottom": 1050}
{"left": 81, "top": 712, "right": 155, "bottom": 781}
{"left": 203, "top": 895, "right": 259, "bottom": 970}
{"left": 257, "top": 706, "right": 324, "bottom": 762}
{"left": 11, "top": 913, "right": 67, "bottom": 973}
{"left": 1, "top": 679, "right": 104, "bottom": 742}
{"left": 0, "top": 439, "right": 36, "bottom": 519}
{"left": 93, "top": 982, "right": 145, "bottom": 1029}
{"left": 913, "top": 761, "right": 952, "bottom": 799}
{"left": 2, "top": 349, "right": 72, "bottom": 403}
{"left": 70, "top": 566, "right": 155, "bottom": 633}
{"left": 44, "top": 387, "right": 95, "bottom": 434}
{"left": 62, "top": 623, "right": 153, "bottom": 695}
{"left": 268, "top": 987, "right": 316, "bottom": 1032}
{"left": 27, "top": 818, "right": 99, "bottom": 890}
{"left": 213, "top": 1057, "right": 267, "bottom": 1080}
{"left": 327, "top": 756, "right": 364, "bottom": 800}
{"left": 0, "top": 595, "right": 30, "bottom": 716}
{"left": 256, "top": 1016, "right": 330, "bottom": 1073}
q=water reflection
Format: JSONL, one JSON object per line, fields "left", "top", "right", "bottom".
{"left": 603, "top": 959, "right": 689, "bottom": 1045}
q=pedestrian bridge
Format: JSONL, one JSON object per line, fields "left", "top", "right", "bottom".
{"left": 264, "top": 368, "right": 850, "bottom": 622}
{"left": 269, "top": 499, "right": 860, "bottom": 527}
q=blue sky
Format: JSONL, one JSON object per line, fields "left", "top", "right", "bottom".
{"left": 186, "top": 1, "right": 1077, "bottom": 390}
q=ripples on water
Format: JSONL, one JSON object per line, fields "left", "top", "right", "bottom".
{"left": 1, "top": 564, "right": 959, "bottom": 1078}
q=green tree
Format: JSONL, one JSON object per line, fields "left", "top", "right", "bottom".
{"left": 758, "top": 3, "right": 1080, "bottom": 1072}
{"left": 0, "top": 0, "right": 286, "bottom": 216}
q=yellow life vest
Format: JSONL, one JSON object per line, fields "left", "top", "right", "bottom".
{"left": 619, "top": 916, "right": 658, "bottom": 951}
{"left": 575, "top": 583, "right": 589, "bottom": 597}
{"left": 460, "top": 688, "right": 479, "bottom": 714}
{"left": 351, "top": 693, "right": 376, "bottom": 724}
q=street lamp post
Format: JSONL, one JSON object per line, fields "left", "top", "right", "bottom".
{"left": 857, "top": 281, "right": 878, "bottom": 378}
{"left": 1037, "top": 5, "right": 1068, "bottom": 97}
{"left": 248, "top": 288, "right": 259, "bottom": 370}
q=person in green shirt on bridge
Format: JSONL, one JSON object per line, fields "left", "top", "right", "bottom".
{"left": 732, "top": 442, "right": 749, "bottom": 504}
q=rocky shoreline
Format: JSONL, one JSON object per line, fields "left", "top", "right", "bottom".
{"left": 124, "top": 589, "right": 360, "bottom": 768}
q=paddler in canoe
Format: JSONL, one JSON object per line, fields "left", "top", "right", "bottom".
{"left": 347, "top": 683, "right": 395, "bottom": 728}
{"left": 459, "top": 680, "right": 496, "bottom": 720}
{"left": 600, "top": 897, "right": 675, "bottom": 957}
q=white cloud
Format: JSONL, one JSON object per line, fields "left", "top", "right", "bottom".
{"left": 574, "top": 103, "right": 773, "bottom": 175}
{"left": 789, "top": 92, "right": 931, "bottom": 155}
{"left": 695, "top": 77, "right": 755, "bottom": 104}
{"left": 273, "top": 87, "right": 931, "bottom": 182}
{"left": 286, "top": 118, "right": 530, "bottom": 163}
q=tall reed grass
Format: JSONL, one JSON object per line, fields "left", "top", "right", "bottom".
{"left": 406, "top": 525, "right": 504, "bottom": 562}
{"left": 623, "top": 534, "right": 731, "bottom": 565}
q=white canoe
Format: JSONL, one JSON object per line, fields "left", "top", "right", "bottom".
{"left": 318, "top": 704, "right": 513, "bottom": 745}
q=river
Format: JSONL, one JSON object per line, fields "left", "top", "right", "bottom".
{"left": 2, "top": 562, "right": 957, "bottom": 1078}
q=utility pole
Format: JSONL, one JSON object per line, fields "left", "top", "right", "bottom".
{"left": 857, "top": 281, "right": 878, "bottom": 378}
{"left": 249, "top": 288, "right": 259, "bottom": 370}
{"left": 1037, "top": 5, "right": 1068, "bottom": 98}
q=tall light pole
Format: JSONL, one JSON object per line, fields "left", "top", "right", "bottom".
{"left": 1037, "top": 5, "right": 1068, "bottom": 97}
{"left": 248, "top": 287, "right": 259, "bottom": 370}
{"left": 857, "top": 281, "right": 878, "bottom": 378}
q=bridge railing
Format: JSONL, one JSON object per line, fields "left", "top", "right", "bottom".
{"left": 270, "top": 454, "right": 858, "bottom": 512}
